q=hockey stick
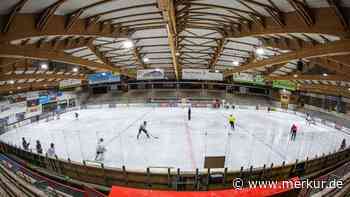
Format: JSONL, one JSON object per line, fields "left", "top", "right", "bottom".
{"left": 105, "top": 109, "right": 153, "bottom": 146}
{"left": 149, "top": 133, "right": 159, "bottom": 139}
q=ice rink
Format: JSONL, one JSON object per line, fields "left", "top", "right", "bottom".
{"left": 1, "top": 107, "right": 349, "bottom": 171}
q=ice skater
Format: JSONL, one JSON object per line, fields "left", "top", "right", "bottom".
{"left": 22, "top": 137, "right": 30, "bottom": 150}
{"left": 306, "top": 113, "right": 312, "bottom": 125}
{"left": 340, "top": 138, "right": 346, "bottom": 150}
{"left": 228, "top": 115, "right": 236, "bottom": 130}
{"left": 290, "top": 123, "right": 298, "bottom": 141}
{"left": 137, "top": 121, "right": 150, "bottom": 139}
{"left": 95, "top": 138, "right": 107, "bottom": 161}
{"left": 188, "top": 106, "right": 191, "bottom": 121}
{"left": 75, "top": 112, "right": 79, "bottom": 120}
{"left": 36, "top": 140, "right": 43, "bottom": 154}
{"left": 46, "top": 143, "right": 56, "bottom": 157}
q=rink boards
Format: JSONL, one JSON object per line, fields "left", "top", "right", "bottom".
{"left": 80, "top": 103, "right": 348, "bottom": 133}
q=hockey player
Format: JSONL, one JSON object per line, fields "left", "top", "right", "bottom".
{"left": 228, "top": 115, "right": 236, "bottom": 130}
{"left": 267, "top": 106, "right": 271, "bottom": 113}
{"left": 137, "top": 121, "right": 150, "bottom": 139}
{"left": 36, "top": 140, "right": 43, "bottom": 154}
{"left": 55, "top": 106, "right": 61, "bottom": 120}
{"left": 46, "top": 143, "right": 56, "bottom": 157}
{"left": 290, "top": 124, "right": 298, "bottom": 141}
{"left": 340, "top": 138, "right": 346, "bottom": 150}
{"left": 306, "top": 113, "right": 312, "bottom": 125}
{"left": 188, "top": 106, "right": 191, "bottom": 121}
{"left": 75, "top": 112, "right": 79, "bottom": 120}
{"left": 22, "top": 137, "right": 30, "bottom": 150}
{"left": 95, "top": 138, "right": 107, "bottom": 161}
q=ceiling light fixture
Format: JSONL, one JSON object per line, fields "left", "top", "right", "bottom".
{"left": 73, "top": 67, "right": 79, "bottom": 72}
{"left": 256, "top": 47, "right": 265, "bottom": 55}
{"left": 232, "top": 60, "right": 240, "bottom": 66}
{"left": 143, "top": 57, "right": 150, "bottom": 63}
{"left": 293, "top": 74, "right": 298, "bottom": 78}
{"left": 40, "top": 62, "right": 48, "bottom": 69}
{"left": 9, "top": 80, "right": 15, "bottom": 84}
{"left": 123, "top": 40, "right": 134, "bottom": 49}
{"left": 322, "top": 73, "right": 328, "bottom": 77}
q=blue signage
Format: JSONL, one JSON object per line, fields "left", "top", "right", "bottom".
{"left": 39, "top": 96, "right": 50, "bottom": 104}
{"left": 88, "top": 72, "right": 120, "bottom": 85}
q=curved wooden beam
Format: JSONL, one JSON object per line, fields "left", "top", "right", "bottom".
{"left": 311, "top": 57, "right": 350, "bottom": 75}
{"left": 265, "top": 74, "right": 349, "bottom": 81}
{"left": 0, "top": 81, "right": 59, "bottom": 94}
{"left": 263, "top": 63, "right": 286, "bottom": 76}
{"left": 158, "top": 0, "right": 181, "bottom": 80}
{"left": 262, "top": 37, "right": 350, "bottom": 74}
{"left": 0, "top": 73, "right": 85, "bottom": 81}
{"left": 224, "top": 39, "right": 350, "bottom": 77}
{"left": 227, "top": 7, "right": 348, "bottom": 38}
{"left": 299, "top": 84, "right": 350, "bottom": 97}
{"left": 0, "top": 14, "right": 129, "bottom": 43}
{"left": 22, "top": 37, "right": 94, "bottom": 51}
{"left": 36, "top": 0, "right": 68, "bottom": 31}
{"left": 0, "top": 7, "right": 347, "bottom": 47}
{"left": 0, "top": 44, "right": 125, "bottom": 74}
{"left": 2, "top": 0, "right": 28, "bottom": 33}
{"left": 209, "top": 37, "right": 226, "bottom": 70}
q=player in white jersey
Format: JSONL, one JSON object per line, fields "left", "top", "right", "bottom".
{"left": 95, "top": 138, "right": 107, "bottom": 161}
{"left": 46, "top": 143, "right": 56, "bottom": 157}
{"left": 137, "top": 121, "right": 150, "bottom": 139}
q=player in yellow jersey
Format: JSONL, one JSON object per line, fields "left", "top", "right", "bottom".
{"left": 228, "top": 115, "right": 236, "bottom": 130}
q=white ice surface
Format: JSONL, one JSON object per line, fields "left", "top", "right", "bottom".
{"left": 1, "top": 107, "right": 349, "bottom": 171}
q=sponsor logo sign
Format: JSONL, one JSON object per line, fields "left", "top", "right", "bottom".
{"left": 182, "top": 69, "right": 223, "bottom": 81}
{"left": 137, "top": 69, "right": 165, "bottom": 80}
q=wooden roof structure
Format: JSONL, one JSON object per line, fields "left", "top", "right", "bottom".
{"left": 0, "top": 0, "right": 349, "bottom": 95}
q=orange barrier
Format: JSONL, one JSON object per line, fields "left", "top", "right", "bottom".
{"left": 109, "top": 177, "right": 299, "bottom": 197}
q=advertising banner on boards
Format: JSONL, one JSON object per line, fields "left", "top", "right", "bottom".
{"left": 25, "top": 105, "right": 42, "bottom": 118}
{"left": 182, "top": 69, "right": 223, "bottom": 81}
{"left": 0, "top": 101, "right": 27, "bottom": 119}
{"left": 137, "top": 69, "right": 165, "bottom": 80}
{"left": 232, "top": 73, "right": 265, "bottom": 85}
{"left": 59, "top": 79, "right": 82, "bottom": 88}
{"left": 88, "top": 72, "right": 120, "bottom": 84}
{"left": 273, "top": 80, "right": 297, "bottom": 91}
